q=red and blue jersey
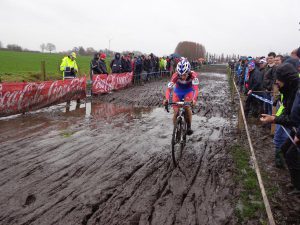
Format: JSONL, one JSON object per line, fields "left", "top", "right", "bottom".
{"left": 165, "top": 71, "right": 199, "bottom": 101}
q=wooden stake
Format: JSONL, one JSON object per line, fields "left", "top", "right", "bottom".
{"left": 41, "top": 61, "right": 46, "bottom": 81}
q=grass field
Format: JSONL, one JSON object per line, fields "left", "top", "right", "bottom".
{"left": 0, "top": 50, "right": 110, "bottom": 82}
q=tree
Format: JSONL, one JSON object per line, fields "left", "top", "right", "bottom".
{"left": 46, "top": 43, "right": 56, "bottom": 53}
{"left": 174, "top": 41, "right": 206, "bottom": 61}
{"left": 40, "top": 43, "right": 46, "bottom": 52}
{"left": 7, "top": 44, "right": 22, "bottom": 51}
{"left": 86, "top": 47, "right": 97, "bottom": 55}
{"left": 78, "top": 46, "right": 86, "bottom": 56}
{"left": 0, "top": 41, "right": 2, "bottom": 49}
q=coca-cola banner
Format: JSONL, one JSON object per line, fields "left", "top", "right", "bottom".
{"left": 0, "top": 77, "right": 86, "bottom": 117}
{"left": 92, "top": 72, "right": 133, "bottom": 94}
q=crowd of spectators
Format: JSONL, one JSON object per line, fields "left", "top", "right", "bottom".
{"left": 90, "top": 52, "right": 201, "bottom": 84}
{"left": 229, "top": 47, "right": 300, "bottom": 195}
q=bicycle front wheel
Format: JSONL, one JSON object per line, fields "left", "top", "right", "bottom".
{"left": 171, "top": 119, "right": 183, "bottom": 167}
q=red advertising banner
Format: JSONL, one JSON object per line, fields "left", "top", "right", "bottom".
{"left": 0, "top": 77, "right": 86, "bottom": 117}
{"left": 92, "top": 72, "right": 133, "bottom": 94}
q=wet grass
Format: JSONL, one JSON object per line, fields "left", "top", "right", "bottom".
{"left": 226, "top": 68, "right": 235, "bottom": 98}
{"left": 231, "top": 144, "right": 267, "bottom": 224}
{"left": 61, "top": 131, "right": 76, "bottom": 138}
{"left": 0, "top": 50, "right": 111, "bottom": 82}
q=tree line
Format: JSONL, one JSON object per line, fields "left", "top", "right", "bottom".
{"left": 0, "top": 40, "right": 237, "bottom": 63}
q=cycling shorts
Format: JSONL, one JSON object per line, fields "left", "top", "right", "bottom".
{"left": 172, "top": 88, "right": 194, "bottom": 107}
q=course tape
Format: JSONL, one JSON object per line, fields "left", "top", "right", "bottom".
{"left": 250, "top": 93, "right": 299, "bottom": 151}
{"left": 251, "top": 93, "right": 273, "bottom": 105}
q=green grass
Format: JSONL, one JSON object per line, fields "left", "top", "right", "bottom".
{"left": 0, "top": 50, "right": 111, "bottom": 82}
{"left": 61, "top": 131, "right": 75, "bottom": 138}
{"left": 231, "top": 144, "right": 267, "bottom": 223}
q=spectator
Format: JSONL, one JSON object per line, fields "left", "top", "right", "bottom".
{"left": 121, "top": 54, "right": 132, "bottom": 72}
{"left": 272, "top": 55, "right": 287, "bottom": 168}
{"left": 260, "top": 63, "right": 300, "bottom": 194}
{"left": 244, "top": 61, "right": 263, "bottom": 117}
{"left": 59, "top": 51, "right": 79, "bottom": 105}
{"left": 134, "top": 56, "right": 143, "bottom": 84}
{"left": 143, "top": 55, "right": 152, "bottom": 81}
{"left": 110, "top": 52, "right": 122, "bottom": 73}
{"left": 291, "top": 47, "right": 300, "bottom": 59}
{"left": 60, "top": 52, "right": 78, "bottom": 80}
{"left": 263, "top": 52, "right": 276, "bottom": 115}
{"left": 284, "top": 57, "right": 300, "bottom": 72}
{"left": 90, "top": 53, "right": 101, "bottom": 79}
{"left": 99, "top": 53, "right": 108, "bottom": 75}
{"left": 274, "top": 55, "right": 283, "bottom": 66}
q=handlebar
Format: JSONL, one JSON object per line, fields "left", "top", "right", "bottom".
{"left": 165, "top": 101, "right": 193, "bottom": 113}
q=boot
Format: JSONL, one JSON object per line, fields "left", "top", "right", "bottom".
{"left": 186, "top": 123, "right": 193, "bottom": 136}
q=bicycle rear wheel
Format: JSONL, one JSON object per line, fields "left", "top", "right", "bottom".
{"left": 171, "top": 118, "right": 183, "bottom": 167}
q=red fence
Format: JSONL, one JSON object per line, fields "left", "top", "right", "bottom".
{"left": 92, "top": 72, "right": 133, "bottom": 94}
{"left": 0, "top": 77, "right": 86, "bottom": 116}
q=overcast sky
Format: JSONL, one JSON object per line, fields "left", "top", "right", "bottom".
{"left": 0, "top": 0, "right": 299, "bottom": 57}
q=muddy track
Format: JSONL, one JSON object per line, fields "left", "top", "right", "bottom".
{"left": 0, "top": 72, "right": 238, "bottom": 225}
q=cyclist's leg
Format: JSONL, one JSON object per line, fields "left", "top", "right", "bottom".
{"left": 184, "top": 92, "right": 194, "bottom": 135}
{"left": 172, "top": 92, "right": 181, "bottom": 125}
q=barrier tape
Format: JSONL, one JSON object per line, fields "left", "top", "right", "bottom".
{"left": 250, "top": 93, "right": 300, "bottom": 151}
{"left": 251, "top": 93, "right": 273, "bottom": 105}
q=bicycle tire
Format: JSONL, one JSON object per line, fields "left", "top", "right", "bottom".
{"left": 171, "top": 118, "right": 182, "bottom": 167}
{"left": 181, "top": 119, "right": 187, "bottom": 150}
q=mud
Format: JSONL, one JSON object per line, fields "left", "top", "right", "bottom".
{"left": 0, "top": 72, "right": 238, "bottom": 225}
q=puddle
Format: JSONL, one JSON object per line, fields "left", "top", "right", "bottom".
{"left": 0, "top": 100, "right": 154, "bottom": 143}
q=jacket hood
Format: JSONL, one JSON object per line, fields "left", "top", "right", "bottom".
{"left": 275, "top": 63, "right": 299, "bottom": 94}
{"left": 94, "top": 53, "right": 99, "bottom": 60}
{"left": 115, "top": 53, "right": 121, "bottom": 60}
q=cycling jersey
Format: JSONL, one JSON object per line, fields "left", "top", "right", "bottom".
{"left": 165, "top": 71, "right": 199, "bottom": 102}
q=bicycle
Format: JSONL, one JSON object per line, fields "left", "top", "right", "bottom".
{"left": 165, "top": 101, "right": 192, "bottom": 167}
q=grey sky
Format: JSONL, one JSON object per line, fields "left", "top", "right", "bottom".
{"left": 0, "top": 0, "right": 299, "bottom": 57}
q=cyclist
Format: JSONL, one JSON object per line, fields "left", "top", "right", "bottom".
{"left": 163, "top": 58, "right": 199, "bottom": 135}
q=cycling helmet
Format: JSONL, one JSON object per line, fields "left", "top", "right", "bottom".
{"left": 176, "top": 59, "right": 191, "bottom": 76}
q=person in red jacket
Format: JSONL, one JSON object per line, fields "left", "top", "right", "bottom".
{"left": 163, "top": 58, "right": 199, "bottom": 135}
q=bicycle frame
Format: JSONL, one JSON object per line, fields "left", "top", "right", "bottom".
{"left": 165, "top": 101, "right": 192, "bottom": 166}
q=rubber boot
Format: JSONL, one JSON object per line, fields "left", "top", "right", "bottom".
{"left": 288, "top": 169, "right": 300, "bottom": 195}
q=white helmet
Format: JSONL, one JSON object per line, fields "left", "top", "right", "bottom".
{"left": 176, "top": 59, "right": 191, "bottom": 76}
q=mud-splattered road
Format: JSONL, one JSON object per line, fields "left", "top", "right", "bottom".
{"left": 0, "top": 72, "right": 238, "bottom": 225}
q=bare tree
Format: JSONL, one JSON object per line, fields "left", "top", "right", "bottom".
{"left": 40, "top": 43, "right": 46, "bottom": 52}
{"left": 0, "top": 41, "right": 2, "bottom": 49}
{"left": 78, "top": 46, "right": 86, "bottom": 56}
{"left": 86, "top": 47, "right": 97, "bottom": 55}
{"left": 175, "top": 41, "right": 206, "bottom": 61}
{"left": 46, "top": 43, "right": 56, "bottom": 53}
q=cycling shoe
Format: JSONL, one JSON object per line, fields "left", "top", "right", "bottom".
{"left": 186, "top": 129, "right": 193, "bottom": 136}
